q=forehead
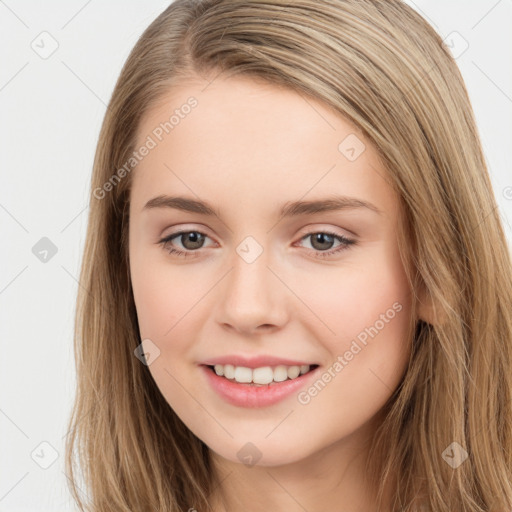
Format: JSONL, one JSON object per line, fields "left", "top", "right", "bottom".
{"left": 135, "top": 73, "right": 341, "bottom": 149}
{"left": 130, "top": 74, "right": 397, "bottom": 219}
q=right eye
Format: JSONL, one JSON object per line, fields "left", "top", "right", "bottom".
{"left": 158, "top": 230, "right": 214, "bottom": 258}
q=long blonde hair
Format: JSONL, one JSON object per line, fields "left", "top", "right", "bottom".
{"left": 65, "top": 1, "right": 512, "bottom": 510}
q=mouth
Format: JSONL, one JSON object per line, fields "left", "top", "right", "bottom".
{"left": 203, "top": 363, "right": 320, "bottom": 387}
{"left": 201, "top": 362, "right": 321, "bottom": 408}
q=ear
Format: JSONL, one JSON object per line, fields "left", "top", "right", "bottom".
{"left": 416, "top": 282, "right": 440, "bottom": 326}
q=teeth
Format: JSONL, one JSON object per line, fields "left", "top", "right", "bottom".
{"left": 234, "top": 366, "right": 252, "bottom": 383}
{"left": 252, "top": 366, "right": 274, "bottom": 384}
{"left": 224, "top": 364, "right": 235, "bottom": 379}
{"left": 273, "top": 365, "right": 288, "bottom": 382}
{"left": 288, "top": 366, "right": 301, "bottom": 379}
{"left": 212, "top": 363, "right": 313, "bottom": 384}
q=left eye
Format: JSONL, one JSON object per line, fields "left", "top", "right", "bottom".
{"left": 158, "top": 230, "right": 356, "bottom": 259}
{"left": 297, "top": 231, "right": 356, "bottom": 257}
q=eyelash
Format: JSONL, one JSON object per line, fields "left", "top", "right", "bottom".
{"left": 157, "top": 229, "right": 356, "bottom": 259}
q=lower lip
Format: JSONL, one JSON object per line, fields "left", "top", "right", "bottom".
{"left": 200, "top": 365, "right": 320, "bottom": 408}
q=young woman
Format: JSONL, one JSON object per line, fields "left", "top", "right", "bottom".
{"left": 65, "top": 1, "right": 512, "bottom": 510}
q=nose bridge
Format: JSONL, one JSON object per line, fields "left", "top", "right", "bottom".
{"left": 229, "top": 236, "right": 274, "bottom": 302}
{"left": 217, "top": 235, "right": 286, "bottom": 331}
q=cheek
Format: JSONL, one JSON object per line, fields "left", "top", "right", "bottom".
{"left": 295, "top": 249, "right": 412, "bottom": 388}
{"left": 294, "top": 275, "right": 411, "bottom": 442}
{"left": 130, "top": 257, "right": 206, "bottom": 402}
{"left": 292, "top": 257, "right": 410, "bottom": 342}
{"left": 130, "top": 248, "right": 194, "bottom": 343}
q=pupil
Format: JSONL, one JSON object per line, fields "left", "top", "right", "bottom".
{"left": 312, "top": 233, "right": 334, "bottom": 250}
{"left": 183, "top": 232, "right": 204, "bottom": 249}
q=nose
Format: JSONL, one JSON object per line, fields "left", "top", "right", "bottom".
{"left": 216, "top": 248, "right": 289, "bottom": 335}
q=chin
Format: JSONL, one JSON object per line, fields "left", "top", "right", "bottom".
{"left": 207, "top": 436, "right": 312, "bottom": 469}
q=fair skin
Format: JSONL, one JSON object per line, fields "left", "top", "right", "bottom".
{"left": 128, "top": 72, "right": 426, "bottom": 511}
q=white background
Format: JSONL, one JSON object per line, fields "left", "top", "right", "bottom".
{"left": 1, "top": 1, "right": 511, "bottom": 510}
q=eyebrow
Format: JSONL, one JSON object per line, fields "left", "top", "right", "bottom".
{"left": 142, "top": 194, "right": 382, "bottom": 217}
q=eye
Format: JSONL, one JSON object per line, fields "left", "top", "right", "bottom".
{"left": 158, "top": 230, "right": 213, "bottom": 258}
{"left": 296, "top": 231, "right": 356, "bottom": 258}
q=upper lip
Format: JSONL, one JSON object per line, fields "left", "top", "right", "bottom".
{"left": 201, "top": 355, "right": 318, "bottom": 369}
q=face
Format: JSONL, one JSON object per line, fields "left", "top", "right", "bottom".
{"left": 128, "top": 73, "right": 413, "bottom": 468}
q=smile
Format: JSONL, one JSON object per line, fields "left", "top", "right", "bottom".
{"left": 201, "top": 364, "right": 320, "bottom": 408}
{"left": 210, "top": 363, "right": 316, "bottom": 385}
